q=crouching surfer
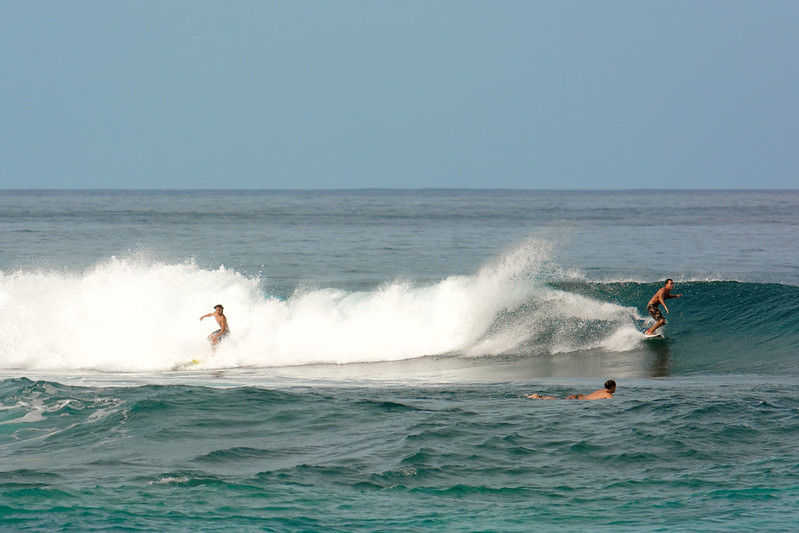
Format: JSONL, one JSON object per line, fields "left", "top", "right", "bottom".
{"left": 200, "top": 304, "right": 229, "bottom": 348}
{"left": 527, "top": 380, "right": 616, "bottom": 400}
{"left": 645, "top": 279, "right": 682, "bottom": 336}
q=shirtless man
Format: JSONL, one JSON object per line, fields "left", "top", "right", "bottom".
{"left": 645, "top": 279, "right": 682, "bottom": 336}
{"left": 200, "top": 304, "right": 229, "bottom": 347}
{"left": 526, "top": 380, "right": 616, "bottom": 400}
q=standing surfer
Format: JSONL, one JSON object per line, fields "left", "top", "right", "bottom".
{"left": 645, "top": 279, "right": 682, "bottom": 336}
{"left": 200, "top": 304, "right": 230, "bottom": 347}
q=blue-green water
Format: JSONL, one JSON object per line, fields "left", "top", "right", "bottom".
{"left": 1, "top": 190, "right": 798, "bottom": 531}
{"left": 3, "top": 378, "right": 799, "bottom": 531}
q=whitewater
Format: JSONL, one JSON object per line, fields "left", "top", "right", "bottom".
{"left": 1, "top": 238, "right": 648, "bottom": 373}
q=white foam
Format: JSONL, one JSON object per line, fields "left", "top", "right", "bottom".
{"left": 150, "top": 477, "right": 191, "bottom": 485}
{"left": 0, "top": 240, "right": 640, "bottom": 372}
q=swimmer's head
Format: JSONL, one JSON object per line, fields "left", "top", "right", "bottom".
{"left": 604, "top": 380, "right": 616, "bottom": 392}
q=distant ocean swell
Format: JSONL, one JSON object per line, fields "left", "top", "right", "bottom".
{"left": 1, "top": 239, "right": 796, "bottom": 375}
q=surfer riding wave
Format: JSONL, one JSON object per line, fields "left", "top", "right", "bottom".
{"left": 645, "top": 279, "right": 682, "bottom": 336}
{"left": 200, "top": 304, "right": 230, "bottom": 347}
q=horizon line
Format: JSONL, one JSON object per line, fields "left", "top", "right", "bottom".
{"left": 2, "top": 187, "right": 797, "bottom": 193}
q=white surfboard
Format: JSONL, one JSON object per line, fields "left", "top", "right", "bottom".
{"left": 643, "top": 332, "right": 663, "bottom": 339}
{"left": 172, "top": 359, "right": 202, "bottom": 371}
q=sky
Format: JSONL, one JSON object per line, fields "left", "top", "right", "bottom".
{"left": 1, "top": 1, "right": 797, "bottom": 190}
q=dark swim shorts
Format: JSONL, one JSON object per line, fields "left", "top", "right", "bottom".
{"left": 211, "top": 329, "right": 230, "bottom": 340}
{"left": 647, "top": 303, "right": 664, "bottom": 322}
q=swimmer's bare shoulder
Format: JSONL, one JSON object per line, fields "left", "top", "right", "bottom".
{"left": 576, "top": 388, "right": 614, "bottom": 400}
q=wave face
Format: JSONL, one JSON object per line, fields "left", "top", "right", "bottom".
{"left": 554, "top": 279, "right": 799, "bottom": 376}
{"left": 1, "top": 240, "right": 796, "bottom": 375}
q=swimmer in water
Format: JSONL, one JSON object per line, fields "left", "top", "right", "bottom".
{"left": 526, "top": 380, "right": 616, "bottom": 400}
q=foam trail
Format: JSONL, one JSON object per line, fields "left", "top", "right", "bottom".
{"left": 0, "top": 240, "right": 639, "bottom": 372}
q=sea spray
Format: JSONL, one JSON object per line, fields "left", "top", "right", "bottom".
{"left": 0, "top": 240, "right": 648, "bottom": 373}
{"left": 1, "top": 258, "right": 259, "bottom": 371}
{"left": 252, "top": 237, "right": 550, "bottom": 366}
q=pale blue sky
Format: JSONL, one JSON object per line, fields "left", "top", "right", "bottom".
{"left": 1, "top": 1, "right": 797, "bottom": 189}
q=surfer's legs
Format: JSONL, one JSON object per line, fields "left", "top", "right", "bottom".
{"left": 645, "top": 304, "right": 666, "bottom": 335}
{"left": 646, "top": 318, "right": 666, "bottom": 335}
{"left": 207, "top": 329, "right": 230, "bottom": 346}
{"left": 526, "top": 393, "right": 557, "bottom": 400}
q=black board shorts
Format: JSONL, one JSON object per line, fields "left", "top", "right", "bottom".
{"left": 647, "top": 303, "right": 664, "bottom": 322}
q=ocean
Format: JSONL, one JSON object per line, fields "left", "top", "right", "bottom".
{"left": 1, "top": 189, "right": 798, "bottom": 531}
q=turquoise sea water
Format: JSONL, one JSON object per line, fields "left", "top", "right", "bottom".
{"left": 3, "top": 377, "right": 799, "bottom": 531}
{"left": 1, "top": 190, "right": 798, "bottom": 531}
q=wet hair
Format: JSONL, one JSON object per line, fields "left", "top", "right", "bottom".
{"left": 604, "top": 380, "right": 616, "bottom": 390}
{"left": 665, "top": 278, "right": 673, "bottom": 285}
{"left": 214, "top": 304, "right": 224, "bottom": 311}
